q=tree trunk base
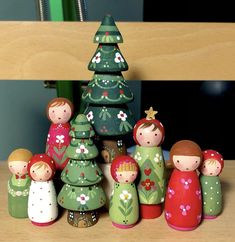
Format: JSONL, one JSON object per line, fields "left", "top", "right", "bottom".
{"left": 67, "top": 210, "right": 99, "bottom": 228}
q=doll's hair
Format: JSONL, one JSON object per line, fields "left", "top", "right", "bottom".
{"left": 111, "top": 156, "right": 138, "bottom": 182}
{"left": 169, "top": 140, "right": 202, "bottom": 168}
{"left": 31, "top": 161, "right": 50, "bottom": 170}
{"left": 46, "top": 97, "right": 74, "bottom": 121}
{"left": 140, "top": 122, "right": 158, "bottom": 131}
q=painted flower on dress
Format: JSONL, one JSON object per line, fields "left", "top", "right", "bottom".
{"left": 141, "top": 179, "right": 155, "bottom": 191}
{"left": 92, "top": 52, "right": 101, "bottom": 64}
{"left": 154, "top": 153, "right": 163, "bottom": 164}
{"left": 165, "top": 211, "right": 172, "bottom": 220}
{"left": 86, "top": 111, "right": 94, "bottom": 121}
{"left": 15, "top": 191, "right": 23, "bottom": 196}
{"left": 76, "top": 145, "right": 88, "bottom": 154}
{"left": 56, "top": 135, "right": 65, "bottom": 144}
{"left": 181, "top": 178, "right": 192, "bottom": 190}
{"left": 134, "top": 152, "right": 142, "bottom": 161}
{"left": 180, "top": 204, "right": 191, "bottom": 216}
{"left": 167, "top": 187, "right": 175, "bottom": 199}
{"left": 77, "top": 194, "right": 89, "bottom": 205}
{"left": 117, "top": 111, "right": 127, "bottom": 121}
{"left": 196, "top": 190, "right": 202, "bottom": 200}
{"left": 114, "top": 53, "right": 124, "bottom": 63}
{"left": 120, "top": 190, "right": 132, "bottom": 203}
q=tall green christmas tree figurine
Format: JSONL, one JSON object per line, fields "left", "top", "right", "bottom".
{"left": 57, "top": 114, "right": 106, "bottom": 228}
{"left": 82, "top": 14, "right": 135, "bottom": 165}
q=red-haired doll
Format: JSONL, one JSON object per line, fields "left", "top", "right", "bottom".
{"left": 200, "top": 150, "right": 224, "bottom": 219}
{"left": 164, "top": 140, "right": 202, "bottom": 231}
{"left": 46, "top": 97, "right": 74, "bottom": 171}
{"left": 133, "top": 107, "right": 166, "bottom": 219}
{"left": 27, "top": 154, "right": 58, "bottom": 226}
{"left": 109, "top": 156, "right": 139, "bottom": 228}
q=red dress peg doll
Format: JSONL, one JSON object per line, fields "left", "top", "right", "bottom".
{"left": 164, "top": 140, "right": 202, "bottom": 231}
{"left": 46, "top": 98, "right": 74, "bottom": 171}
{"left": 28, "top": 154, "right": 58, "bottom": 226}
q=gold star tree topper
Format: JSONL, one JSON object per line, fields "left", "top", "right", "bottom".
{"left": 145, "top": 107, "right": 158, "bottom": 120}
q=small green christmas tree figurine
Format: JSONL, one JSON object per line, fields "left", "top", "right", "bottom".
{"left": 82, "top": 14, "right": 135, "bottom": 164}
{"left": 57, "top": 114, "right": 106, "bottom": 228}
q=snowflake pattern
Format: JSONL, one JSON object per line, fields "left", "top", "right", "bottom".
{"left": 77, "top": 194, "right": 89, "bottom": 205}
{"left": 117, "top": 111, "right": 127, "bottom": 121}
{"left": 181, "top": 178, "right": 192, "bottom": 190}
{"left": 167, "top": 187, "right": 175, "bottom": 199}
{"left": 76, "top": 145, "right": 88, "bottom": 154}
{"left": 56, "top": 135, "right": 65, "bottom": 144}
{"left": 119, "top": 190, "right": 132, "bottom": 203}
{"left": 114, "top": 53, "right": 124, "bottom": 63}
{"left": 92, "top": 52, "right": 101, "bottom": 64}
{"left": 180, "top": 205, "right": 191, "bottom": 216}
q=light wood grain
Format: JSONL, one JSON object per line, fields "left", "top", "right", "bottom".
{"left": 0, "top": 160, "right": 234, "bottom": 242}
{"left": 0, "top": 22, "right": 235, "bottom": 80}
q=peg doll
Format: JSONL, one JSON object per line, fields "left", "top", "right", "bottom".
{"left": 46, "top": 97, "right": 74, "bottom": 171}
{"left": 133, "top": 107, "right": 166, "bottom": 219}
{"left": 27, "top": 154, "right": 58, "bottom": 226}
{"left": 8, "top": 149, "right": 33, "bottom": 218}
{"left": 164, "top": 140, "right": 202, "bottom": 231}
{"left": 109, "top": 156, "right": 139, "bottom": 228}
{"left": 200, "top": 150, "right": 224, "bottom": 219}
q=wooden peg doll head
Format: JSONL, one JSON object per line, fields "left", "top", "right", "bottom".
{"left": 201, "top": 150, "right": 224, "bottom": 176}
{"left": 133, "top": 107, "right": 165, "bottom": 147}
{"left": 46, "top": 97, "right": 74, "bottom": 124}
{"left": 8, "top": 148, "right": 33, "bottom": 177}
{"left": 28, "top": 154, "right": 56, "bottom": 182}
{"left": 169, "top": 140, "right": 202, "bottom": 172}
{"left": 111, "top": 156, "right": 139, "bottom": 184}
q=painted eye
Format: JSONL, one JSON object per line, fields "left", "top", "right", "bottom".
{"left": 52, "top": 110, "right": 55, "bottom": 113}
{"left": 47, "top": 170, "right": 49, "bottom": 173}
{"left": 64, "top": 110, "right": 66, "bottom": 112}
{"left": 32, "top": 170, "right": 35, "bottom": 173}
{"left": 132, "top": 174, "right": 135, "bottom": 176}
{"left": 177, "top": 160, "right": 180, "bottom": 163}
{"left": 24, "top": 165, "right": 26, "bottom": 168}
{"left": 195, "top": 161, "right": 198, "bottom": 163}
{"left": 119, "top": 174, "right": 122, "bottom": 176}
{"left": 217, "top": 167, "right": 219, "bottom": 169}
{"left": 203, "top": 165, "right": 206, "bottom": 168}
{"left": 140, "top": 133, "right": 142, "bottom": 135}
{"left": 155, "top": 134, "right": 157, "bottom": 136}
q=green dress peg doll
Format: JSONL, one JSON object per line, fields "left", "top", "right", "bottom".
{"left": 133, "top": 107, "right": 166, "bottom": 219}
{"left": 109, "top": 156, "right": 139, "bottom": 229}
{"left": 200, "top": 150, "right": 224, "bottom": 219}
{"left": 8, "top": 148, "right": 33, "bottom": 218}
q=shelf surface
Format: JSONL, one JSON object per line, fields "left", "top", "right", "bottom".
{"left": 0, "top": 22, "right": 235, "bottom": 80}
{"left": 0, "top": 160, "right": 234, "bottom": 242}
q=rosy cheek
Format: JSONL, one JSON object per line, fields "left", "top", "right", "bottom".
{"left": 50, "top": 112, "right": 56, "bottom": 120}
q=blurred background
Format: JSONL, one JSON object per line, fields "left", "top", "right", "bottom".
{"left": 0, "top": 0, "right": 234, "bottom": 160}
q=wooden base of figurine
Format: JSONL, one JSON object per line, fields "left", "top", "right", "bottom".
{"left": 140, "top": 204, "right": 162, "bottom": 219}
{"left": 31, "top": 221, "right": 55, "bottom": 226}
{"left": 67, "top": 210, "right": 99, "bottom": 228}
{"left": 167, "top": 222, "right": 198, "bottom": 231}
{"left": 112, "top": 222, "right": 136, "bottom": 229}
{"left": 204, "top": 215, "right": 218, "bottom": 220}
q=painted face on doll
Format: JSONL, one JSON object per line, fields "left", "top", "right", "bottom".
{"left": 48, "top": 103, "right": 72, "bottom": 124}
{"left": 201, "top": 159, "right": 221, "bottom": 176}
{"left": 30, "top": 162, "right": 53, "bottom": 182}
{"left": 136, "top": 123, "right": 163, "bottom": 147}
{"left": 173, "top": 155, "right": 201, "bottom": 172}
{"left": 116, "top": 170, "right": 138, "bottom": 184}
{"left": 8, "top": 161, "right": 28, "bottom": 176}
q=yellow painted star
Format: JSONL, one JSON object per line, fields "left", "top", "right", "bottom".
{"left": 145, "top": 107, "right": 158, "bottom": 120}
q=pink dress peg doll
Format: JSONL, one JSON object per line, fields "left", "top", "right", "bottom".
{"left": 46, "top": 97, "right": 74, "bottom": 171}
{"left": 27, "top": 154, "right": 58, "bottom": 226}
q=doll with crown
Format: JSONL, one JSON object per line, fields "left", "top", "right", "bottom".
{"left": 133, "top": 107, "right": 166, "bottom": 219}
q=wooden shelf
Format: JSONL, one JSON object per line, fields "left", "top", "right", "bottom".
{"left": 0, "top": 160, "right": 234, "bottom": 242}
{"left": 0, "top": 22, "right": 235, "bottom": 80}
